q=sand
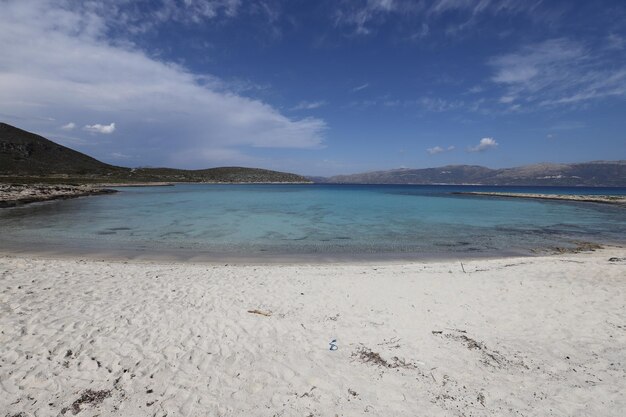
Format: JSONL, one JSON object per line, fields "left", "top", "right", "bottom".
{"left": 1, "top": 249, "right": 625, "bottom": 416}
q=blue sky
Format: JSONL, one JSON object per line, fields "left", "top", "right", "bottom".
{"left": 1, "top": 0, "right": 625, "bottom": 175}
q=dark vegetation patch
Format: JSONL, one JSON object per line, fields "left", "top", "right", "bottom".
{"left": 432, "top": 330, "right": 527, "bottom": 369}
{"left": 532, "top": 241, "right": 603, "bottom": 255}
{"left": 61, "top": 389, "right": 111, "bottom": 415}
{"left": 352, "top": 346, "right": 415, "bottom": 369}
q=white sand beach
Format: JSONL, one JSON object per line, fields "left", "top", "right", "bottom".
{"left": 1, "top": 249, "right": 625, "bottom": 417}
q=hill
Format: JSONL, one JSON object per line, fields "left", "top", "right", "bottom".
{"left": 323, "top": 161, "right": 626, "bottom": 186}
{"left": 0, "top": 122, "right": 126, "bottom": 176}
{"left": 0, "top": 123, "right": 310, "bottom": 184}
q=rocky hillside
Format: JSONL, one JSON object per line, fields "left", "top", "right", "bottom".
{"left": 0, "top": 123, "right": 310, "bottom": 184}
{"left": 0, "top": 122, "right": 125, "bottom": 176}
{"left": 324, "top": 161, "right": 626, "bottom": 186}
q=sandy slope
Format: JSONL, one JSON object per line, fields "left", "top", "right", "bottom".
{"left": 1, "top": 250, "right": 625, "bottom": 417}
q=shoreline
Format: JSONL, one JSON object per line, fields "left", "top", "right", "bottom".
{"left": 1, "top": 248, "right": 625, "bottom": 416}
{"left": 454, "top": 191, "right": 626, "bottom": 206}
{"left": 0, "top": 184, "right": 117, "bottom": 208}
{"left": 0, "top": 182, "right": 313, "bottom": 208}
{"left": 3, "top": 184, "right": 626, "bottom": 209}
{"left": 0, "top": 240, "right": 620, "bottom": 266}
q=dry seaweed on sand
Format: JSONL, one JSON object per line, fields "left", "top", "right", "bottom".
{"left": 247, "top": 309, "right": 272, "bottom": 316}
{"left": 432, "top": 330, "right": 528, "bottom": 369}
{"left": 61, "top": 389, "right": 111, "bottom": 415}
{"left": 532, "top": 241, "right": 603, "bottom": 255}
{"left": 352, "top": 345, "right": 416, "bottom": 369}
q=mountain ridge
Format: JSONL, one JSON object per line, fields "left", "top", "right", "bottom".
{"left": 0, "top": 123, "right": 311, "bottom": 184}
{"left": 320, "top": 161, "right": 626, "bottom": 187}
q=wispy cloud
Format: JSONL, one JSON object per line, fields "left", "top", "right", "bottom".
{"left": 428, "top": 0, "right": 541, "bottom": 16}
{"left": 549, "top": 120, "right": 586, "bottom": 131}
{"left": 75, "top": 0, "right": 244, "bottom": 35}
{"left": 110, "top": 152, "right": 131, "bottom": 159}
{"left": 60, "top": 122, "right": 76, "bottom": 131}
{"left": 343, "top": 96, "right": 477, "bottom": 113}
{"left": 334, "top": 0, "right": 407, "bottom": 35}
{"left": 468, "top": 137, "right": 498, "bottom": 152}
{"left": 466, "top": 85, "right": 483, "bottom": 94}
{"left": 606, "top": 34, "right": 625, "bottom": 50}
{"left": 418, "top": 97, "right": 464, "bottom": 112}
{"left": 291, "top": 100, "right": 327, "bottom": 110}
{"left": 407, "top": 23, "right": 430, "bottom": 41}
{"left": 427, "top": 145, "right": 455, "bottom": 155}
{"left": 351, "top": 83, "right": 370, "bottom": 92}
{"left": 334, "top": 0, "right": 543, "bottom": 37}
{"left": 84, "top": 123, "right": 116, "bottom": 134}
{"left": 489, "top": 38, "right": 626, "bottom": 108}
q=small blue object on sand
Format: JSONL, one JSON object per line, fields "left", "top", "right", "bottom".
{"left": 329, "top": 339, "right": 338, "bottom": 351}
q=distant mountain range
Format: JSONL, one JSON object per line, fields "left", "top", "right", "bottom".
{"left": 318, "top": 162, "right": 626, "bottom": 187}
{"left": 0, "top": 123, "right": 310, "bottom": 183}
{"left": 2, "top": 122, "right": 624, "bottom": 186}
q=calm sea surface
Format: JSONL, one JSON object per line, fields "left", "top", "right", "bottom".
{"left": 1, "top": 184, "right": 625, "bottom": 260}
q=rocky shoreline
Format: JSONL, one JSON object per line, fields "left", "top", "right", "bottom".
{"left": 454, "top": 191, "right": 626, "bottom": 206}
{"left": 0, "top": 184, "right": 117, "bottom": 208}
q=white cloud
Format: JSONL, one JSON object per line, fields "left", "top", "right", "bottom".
{"left": 0, "top": 0, "right": 325, "bottom": 168}
{"left": 292, "top": 100, "right": 327, "bottom": 110}
{"left": 489, "top": 38, "right": 626, "bottom": 107}
{"left": 351, "top": 83, "right": 370, "bottom": 92}
{"left": 427, "top": 145, "right": 455, "bottom": 155}
{"left": 60, "top": 122, "right": 76, "bottom": 131}
{"left": 427, "top": 146, "right": 445, "bottom": 155}
{"left": 85, "top": 122, "right": 116, "bottom": 134}
{"left": 468, "top": 137, "right": 498, "bottom": 152}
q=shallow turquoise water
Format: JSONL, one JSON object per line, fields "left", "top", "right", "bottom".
{"left": 1, "top": 184, "right": 625, "bottom": 259}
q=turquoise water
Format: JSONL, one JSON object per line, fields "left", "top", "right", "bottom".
{"left": 0, "top": 184, "right": 625, "bottom": 260}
